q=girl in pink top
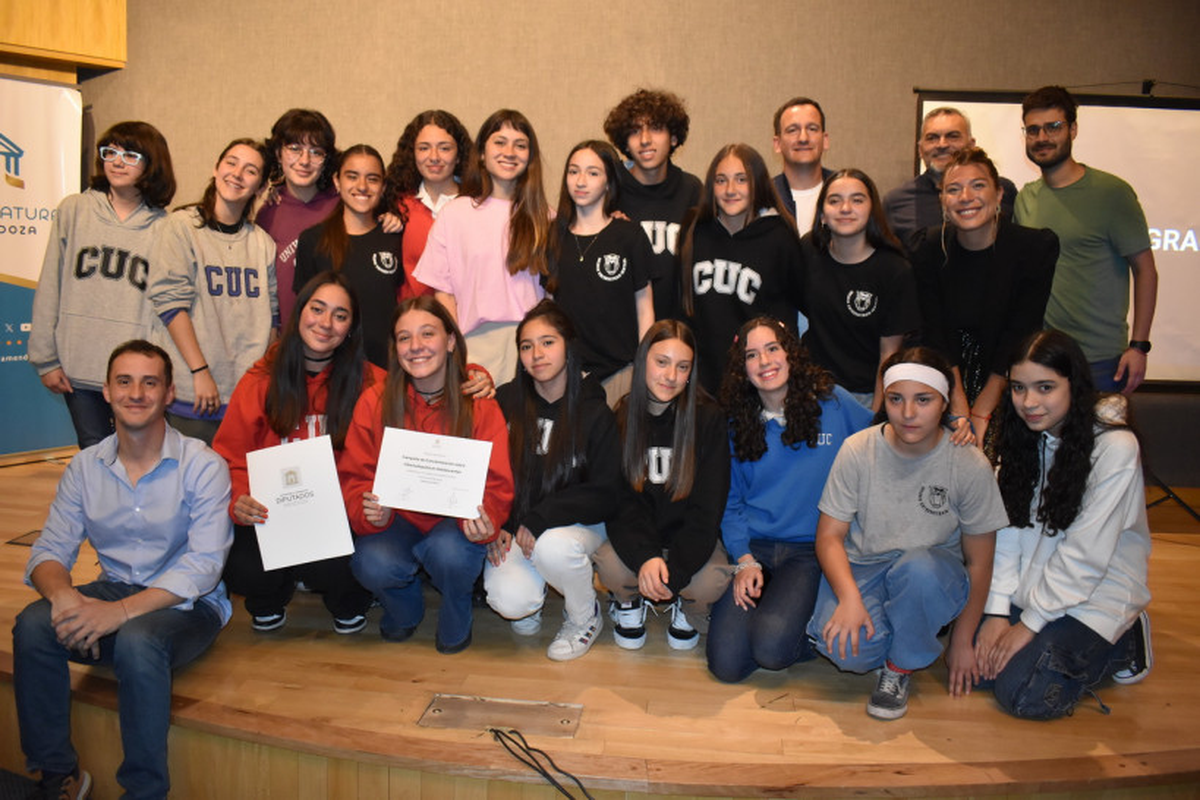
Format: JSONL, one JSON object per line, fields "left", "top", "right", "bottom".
{"left": 413, "top": 109, "right": 550, "bottom": 385}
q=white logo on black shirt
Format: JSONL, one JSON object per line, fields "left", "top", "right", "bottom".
{"left": 596, "top": 253, "right": 627, "bottom": 281}
{"left": 846, "top": 290, "right": 877, "bottom": 318}
{"left": 374, "top": 251, "right": 398, "bottom": 275}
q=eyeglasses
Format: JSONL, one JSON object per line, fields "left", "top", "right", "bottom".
{"left": 1022, "top": 121, "right": 1068, "bottom": 138}
{"left": 283, "top": 143, "right": 327, "bottom": 161}
{"left": 99, "top": 146, "right": 145, "bottom": 166}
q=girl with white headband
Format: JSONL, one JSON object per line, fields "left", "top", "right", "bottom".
{"left": 806, "top": 346, "right": 1007, "bottom": 720}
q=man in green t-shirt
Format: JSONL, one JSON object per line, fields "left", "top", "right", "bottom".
{"left": 1014, "top": 85, "right": 1158, "bottom": 394}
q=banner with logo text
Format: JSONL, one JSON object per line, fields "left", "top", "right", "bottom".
{"left": 0, "top": 76, "right": 82, "bottom": 455}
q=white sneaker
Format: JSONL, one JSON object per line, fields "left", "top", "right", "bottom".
{"left": 510, "top": 609, "right": 543, "bottom": 636}
{"left": 666, "top": 598, "right": 699, "bottom": 650}
{"left": 609, "top": 597, "right": 647, "bottom": 649}
{"left": 547, "top": 601, "right": 603, "bottom": 661}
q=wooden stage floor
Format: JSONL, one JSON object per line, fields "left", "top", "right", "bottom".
{"left": 1, "top": 455, "right": 1198, "bottom": 798}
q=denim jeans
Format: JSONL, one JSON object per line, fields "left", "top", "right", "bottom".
{"left": 807, "top": 547, "right": 969, "bottom": 673}
{"left": 350, "top": 516, "right": 486, "bottom": 649}
{"left": 707, "top": 540, "right": 821, "bottom": 683}
{"left": 484, "top": 523, "right": 606, "bottom": 624}
{"left": 992, "top": 606, "right": 1137, "bottom": 720}
{"left": 63, "top": 387, "right": 113, "bottom": 449}
{"left": 223, "top": 524, "right": 371, "bottom": 619}
{"left": 13, "top": 580, "right": 223, "bottom": 800}
{"left": 1089, "top": 356, "right": 1126, "bottom": 393}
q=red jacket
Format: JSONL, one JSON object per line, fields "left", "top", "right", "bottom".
{"left": 337, "top": 381, "right": 513, "bottom": 542}
{"left": 398, "top": 194, "right": 436, "bottom": 301}
{"left": 212, "top": 348, "right": 385, "bottom": 521}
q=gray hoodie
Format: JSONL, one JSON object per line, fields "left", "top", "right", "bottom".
{"left": 28, "top": 189, "right": 166, "bottom": 390}
{"left": 147, "top": 207, "right": 277, "bottom": 405}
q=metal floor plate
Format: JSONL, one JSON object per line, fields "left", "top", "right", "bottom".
{"left": 418, "top": 693, "right": 582, "bottom": 737}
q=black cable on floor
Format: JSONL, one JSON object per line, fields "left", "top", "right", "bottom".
{"left": 488, "top": 727, "right": 595, "bottom": 800}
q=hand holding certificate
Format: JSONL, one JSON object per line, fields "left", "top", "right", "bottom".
{"left": 372, "top": 427, "right": 493, "bottom": 519}
{"left": 247, "top": 435, "right": 354, "bottom": 571}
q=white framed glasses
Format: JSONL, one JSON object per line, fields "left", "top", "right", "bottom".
{"left": 99, "top": 146, "right": 145, "bottom": 166}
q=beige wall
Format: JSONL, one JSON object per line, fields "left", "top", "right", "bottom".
{"left": 81, "top": 0, "right": 1200, "bottom": 207}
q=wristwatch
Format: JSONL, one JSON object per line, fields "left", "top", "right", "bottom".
{"left": 1129, "top": 340, "right": 1152, "bottom": 354}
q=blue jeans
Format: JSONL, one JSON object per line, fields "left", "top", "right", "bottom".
{"left": 992, "top": 606, "right": 1137, "bottom": 720}
{"left": 1089, "top": 356, "right": 1126, "bottom": 393}
{"left": 807, "top": 547, "right": 969, "bottom": 673}
{"left": 707, "top": 540, "right": 821, "bottom": 683}
{"left": 350, "top": 516, "right": 486, "bottom": 650}
{"left": 63, "top": 387, "right": 113, "bottom": 449}
{"left": 13, "top": 581, "right": 223, "bottom": 800}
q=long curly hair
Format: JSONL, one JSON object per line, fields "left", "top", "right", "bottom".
{"left": 719, "top": 317, "right": 833, "bottom": 462}
{"left": 995, "top": 329, "right": 1115, "bottom": 535}
{"left": 382, "top": 109, "right": 472, "bottom": 225}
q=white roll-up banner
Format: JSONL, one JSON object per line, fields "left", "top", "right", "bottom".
{"left": 0, "top": 76, "right": 82, "bottom": 455}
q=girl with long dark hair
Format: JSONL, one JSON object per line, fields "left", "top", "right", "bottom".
{"left": 546, "top": 139, "right": 655, "bottom": 406}
{"left": 706, "top": 317, "right": 871, "bottom": 682}
{"left": 980, "top": 329, "right": 1151, "bottom": 718}
{"left": 213, "top": 272, "right": 379, "bottom": 633}
{"left": 799, "top": 169, "right": 920, "bottom": 411}
{"left": 484, "top": 300, "right": 619, "bottom": 660}
{"left": 593, "top": 320, "right": 731, "bottom": 651}
{"left": 383, "top": 109, "right": 473, "bottom": 301}
{"left": 338, "top": 296, "right": 513, "bottom": 653}
{"left": 294, "top": 144, "right": 403, "bottom": 369}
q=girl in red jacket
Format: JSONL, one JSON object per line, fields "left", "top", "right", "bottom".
{"left": 339, "top": 295, "right": 514, "bottom": 653}
{"left": 213, "top": 271, "right": 382, "bottom": 634}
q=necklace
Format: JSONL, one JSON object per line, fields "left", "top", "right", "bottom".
{"left": 572, "top": 231, "right": 599, "bottom": 263}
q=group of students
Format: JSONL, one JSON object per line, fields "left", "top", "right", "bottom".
{"left": 28, "top": 97, "right": 1150, "bottom": 724}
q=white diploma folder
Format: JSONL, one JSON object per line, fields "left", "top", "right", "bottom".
{"left": 247, "top": 435, "right": 354, "bottom": 571}
{"left": 372, "top": 427, "right": 493, "bottom": 520}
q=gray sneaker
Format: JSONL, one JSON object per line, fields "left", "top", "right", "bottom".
{"left": 866, "top": 664, "right": 911, "bottom": 720}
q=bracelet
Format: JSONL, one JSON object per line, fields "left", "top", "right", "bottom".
{"left": 971, "top": 413, "right": 991, "bottom": 421}
{"left": 119, "top": 598, "right": 130, "bottom": 622}
{"left": 191, "top": 364, "right": 209, "bottom": 374}
{"left": 734, "top": 560, "right": 762, "bottom": 574}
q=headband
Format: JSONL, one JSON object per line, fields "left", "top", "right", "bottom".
{"left": 882, "top": 363, "right": 949, "bottom": 401}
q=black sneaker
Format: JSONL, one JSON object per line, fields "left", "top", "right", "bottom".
{"left": 1113, "top": 611, "right": 1153, "bottom": 685}
{"left": 38, "top": 768, "right": 92, "bottom": 800}
{"left": 333, "top": 614, "right": 367, "bottom": 635}
{"left": 609, "top": 597, "right": 647, "bottom": 650}
{"left": 866, "top": 663, "right": 911, "bottom": 720}
{"left": 251, "top": 610, "right": 286, "bottom": 632}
